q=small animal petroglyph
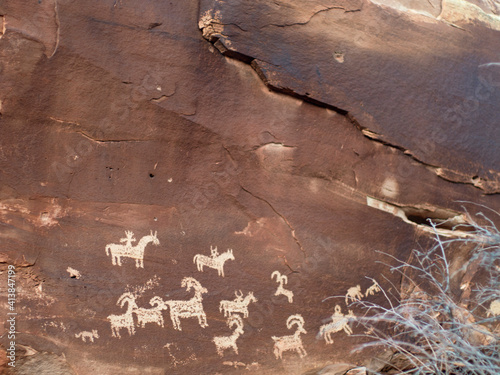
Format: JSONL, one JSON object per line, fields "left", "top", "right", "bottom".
{"left": 107, "top": 292, "right": 137, "bottom": 338}
{"left": 487, "top": 299, "right": 500, "bottom": 317}
{"left": 67, "top": 267, "right": 81, "bottom": 279}
{"left": 365, "top": 280, "right": 381, "bottom": 297}
{"left": 134, "top": 296, "right": 166, "bottom": 328}
{"left": 345, "top": 285, "right": 363, "bottom": 305}
{"left": 105, "top": 230, "right": 159, "bottom": 268}
{"left": 272, "top": 314, "right": 307, "bottom": 359}
{"left": 193, "top": 246, "right": 235, "bottom": 277}
{"left": 220, "top": 290, "right": 257, "bottom": 318}
{"left": 213, "top": 314, "right": 244, "bottom": 357}
{"left": 159, "top": 277, "right": 208, "bottom": 331}
{"left": 75, "top": 329, "right": 99, "bottom": 343}
{"left": 271, "top": 271, "right": 294, "bottom": 303}
{"left": 317, "top": 305, "right": 355, "bottom": 344}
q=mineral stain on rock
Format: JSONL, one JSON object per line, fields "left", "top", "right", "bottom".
{"left": 0, "top": 0, "right": 499, "bottom": 374}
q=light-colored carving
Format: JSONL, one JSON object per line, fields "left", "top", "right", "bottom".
{"left": 220, "top": 290, "right": 258, "bottom": 318}
{"left": 487, "top": 299, "right": 500, "bottom": 317}
{"left": 161, "top": 277, "right": 208, "bottom": 331}
{"left": 75, "top": 329, "right": 99, "bottom": 343}
{"left": 271, "top": 271, "right": 294, "bottom": 303}
{"left": 193, "top": 246, "right": 235, "bottom": 277}
{"left": 107, "top": 292, "right": 137, "bottom": 338}
{"left": 272, "top": 314, "right": 307, "bottom": 359}
{"left": 365, "top": 280, "right": 381, "bottom": 297}
{"left": 66, "top": 267, "right": 81, "bottom": 279}
{"left": 105, "top": 230, "right": 159, "bottom": 268}
{"left": 345, "top": 285, "right": 363, "bottom": 305}
{"left": 133, "top": 296, "right": 166, "bottom": 328}
{"left": 213, "top": 314, "right": 244, "bottom": 356}
{"left": 317, "top": 305, "right": 355, "bottom": 344}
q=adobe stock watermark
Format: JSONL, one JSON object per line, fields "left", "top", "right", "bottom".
{"left": 246, "top": 235, "right": 334, "bottom": 330}
{"left": 6, "top": 265, "right": 17, "bottom": 368}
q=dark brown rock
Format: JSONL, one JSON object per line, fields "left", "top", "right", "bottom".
{"left": 0, "top": 0, "right": 499, "bottom": 374}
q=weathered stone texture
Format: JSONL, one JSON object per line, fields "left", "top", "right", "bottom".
{"left": 0, "top": 0, "right": 499, "bottom": 374}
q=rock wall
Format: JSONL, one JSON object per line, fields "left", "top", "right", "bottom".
{"left": 0, "top": 0, "right": 499, "bottom": 374}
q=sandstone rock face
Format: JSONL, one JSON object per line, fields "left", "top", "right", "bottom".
{"left": 0, "top": 0, "right": 499, "bottom": 374}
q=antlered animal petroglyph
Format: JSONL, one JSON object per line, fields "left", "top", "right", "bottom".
{"left": 365, "top": 279, "right": 381, "bottom": 297}
{"left": 107, "top": 292, "right": 137, "bottom": 338}
{"left": 272, "top": 314, "right": 307, "bottom": 359}
{"left": 133, "top": 296, "right": 166, "bottom": 328}
{"left": 317, "top": 305, "right": 355, "bottom": 344}
{"left": 213, "top": 314, "right": 244, "bottom": 357}
{"left": 219, "top": 290, "right": 257, "bottom": 318}
{"left": 271, "top": 271, "right": 294, "bottom": 303}
{"left": 161, "top": 277, "right": 208, "bottom": 331}
{"left": 105, "top": 230, "right": 159, "bottom": 268}
{"left": 193, "top": 246, "right": 235, "bottom": 277}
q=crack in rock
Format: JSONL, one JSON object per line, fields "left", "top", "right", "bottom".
{"left": 240, "top": 186, "right": 306, "bottom": 256}
{"left": 198, "top": 14, "right": 499, "bottom": 193}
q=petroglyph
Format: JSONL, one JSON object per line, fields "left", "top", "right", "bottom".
{"left": 345, "top": 285, "right": 363, "bottom": 305}
{"left": 213, "top": 314, "right": 244, "bottom": 356}
{"left": 107, "top": 292, "right": 137, "bottom": 338}
{"left": 487, "top": 299, "right": 500, "bottom": 317}
{"left": 365, "top": 279, "right": 381, "bottom": 297}
{"left": 193, "top": 246, "right": 235, "bottom": 277}
{"left": 133, "top": 297, "right": 165, "bottom": 328}
{"left": 271, "top": 270, "right": 294, "bottom": 303}
{"left": 220, "top": 291, "right": 257, "bottom": 318}
{"left": 161, "top": 277, "right": 208, "bottom": 331}
{"left": 105, "top": 230, "right": 159, "bottom": 268}
{"left": 75, "top": 330, "right": 99, "bottom": 343}
{"left": 66, "top": 267, "right": 81, "bottom": 279}
{"left": 317, "top": 305, "right": 355, "bottom": 344}
{"left": 272, "top": 314, "right": 307, "bottom": 359}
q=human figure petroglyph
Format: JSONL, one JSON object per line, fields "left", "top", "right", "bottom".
{"left": 220, "top": 291, "right": 258, "bottom": 318}
{"left": 193, "top": 246, "right": 235, "bottom": 277}
{"left": 213, "top": 314, "right": 244, "bottom": 357}
{"left": 75, "top": 329, "right": 99, "bottom": 343}
{"left": 107, "top": 292, "right": 137, "bottom": 338}
{"left": 317, "top": 305, "right": 355, "bottom": 344}
{"left": 272, "top": 314, "right": 307, "bottom": 359}
{"left": 271, "top": 271, "right": 294, "bottom": 303}
{"left": 105, "top": 230, "right": 159, "bottom": 268}
{"left": 345, "top": 285, "right": 363, "bottom": 305}
{"left": 365, "top": 279, "right": 381, "bottom": 297}
{"left": 161, "top": 277, "right": 208, "bottom": 331}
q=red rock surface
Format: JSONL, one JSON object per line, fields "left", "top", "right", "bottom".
{"left": 0, "top": 0, "right": 499, "bottom": 374}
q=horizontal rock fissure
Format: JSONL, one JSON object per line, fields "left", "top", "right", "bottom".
{"left": 199, "top": 26, "right": 498, "bottom": 194}
{"left": 366, "top": 196, "right": 476, "bottom": 237}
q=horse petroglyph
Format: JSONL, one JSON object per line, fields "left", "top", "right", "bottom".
{"left": 213, "top": 314, "right": 244, "bottom": 357}
{"left": 75, "top": 330, "right": 99, "bottom": 343}
{"left": 157, "top": 277, "right": 208, "bottom": 331}
{"left": 105, "top": 230, "right": 159, "bottom": 268}
{"left": 345, "top": 285, "right": 363, "bottom": 305}
{"left": 220, "top": 291, "right": 257, "bottom": 318}
{"left": 272, "top": 314, "right": 307, "bottom": 359}
{"left": 271, "top": 270, "right": 294, "bottom": 303}
{"left": 365, "top": 279, "right": 381, "bottom": 297}
{"left": 193, "top": 246, "right": 235, "bottom": 277}
{"left": 317, "top": 305, "right": 355, "bottom": 344}
{"left": 107, "top": 292, "right": 137, "bottom": 338}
